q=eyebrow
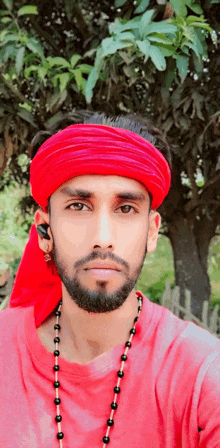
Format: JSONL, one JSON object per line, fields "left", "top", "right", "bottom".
{"left": 60, "top": 187, "right": 147, "bottom": 202}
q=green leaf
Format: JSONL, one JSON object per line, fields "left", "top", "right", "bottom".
{"left": 24, "top": 65, "right": 38, "bottom": 77}
{"left": 176, "top": 54, "right": 189, "bottom": 82}
{"left": 181, "top": 40, "right": 200, "bottom": 58}
{"left": 70, "top": 54, "right": 81, "bottom": 68}
{"left": 154, "top": 44, "right": 175, "bottom": 56}
{"left": 146, "top": 22, "right": 178, "bottom": 35}
{"left": 136, "top": 39, "right": 150, "bottom": 57}
{"left": 119, "top": 31, "right": 135, "bottom": 41}
{"left": 85, "top": 67, "right": 99, "bottom": 104}
{"left": 170, "top": 0, "right": 187, "bottom": 16}
{"left": 26, "top": 40, "right": 44, "bottom": 57}
{"left": 38, "top": 66, "right": 47, "bottom": 81}
{"left": 15, "top": 46, "right": 25, "bottom": 73}
{"left": 149, "top": 46, "right": 166, "bottom": 70}
{"left": 57, "top": 72, "right": 70, "bottom": 92}
{"left": 47, "top": 57, "right": 70, "bottom": 68}
{"left": 1, "top": 16, "right": 11, "bottom": 23}
{"left": 2, "top": 44, "right": 14, "bottom": 62}
{"left": 72, "top": 69, "right": 83, "bottom": 90}
{"left": 135, "top": 0, "right": 150, "bottom": 14}
{"left": 139, "top": 9, "right": 155, "bottom": 38}
{"left": 3, "top": 0, "right": 13, "bottom": 11}
{"left": 193, "top": 28, "right": 206, "bottom": 55}
{"left": 188, "top": 3, "right": 203, "bottom": 13}
{"left": 192, "top": 23, "right": 212, "bottom": 32}
{"left": 147, "top": 34, "right": 172, "bottom": 44}
{"left": 101, "top": 37, "right": 131, "bottom": 56}
{"left": 1, "top": 34, "right": 19, "bottom": 44}
{"left": 192, "top": 51, "right": 203, "bottom": 74}
{"left": 77, "top": 64, "right": 93, "bottom": 74}
{"left": 18, "top": 5, "right": 38, "bottom": 16}
{"left": 186, "top": 15, "right": 205, "bottom": 24}
{"left": 109, "top": 16, "right": 140, "bottom": 34}
{"left": 115, "top": 0, "right": 127, "bottom": 6}
{"left": 0, "top": 10, "right": 10, "bottom": 15}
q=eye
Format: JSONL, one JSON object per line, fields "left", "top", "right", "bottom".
{"left": 67, "top": 202, "right": 89, "bottom": 211}
{"left": 66, "top": 202, "right": 137, "bottom": 214}
{"left": 119, "top": 205, "right": 137, "bottom": 214}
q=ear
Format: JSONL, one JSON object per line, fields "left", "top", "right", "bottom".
{"left": 34, "top": 209, "right": 53, "bottom": 252}
{"left": 147, "top": 211, "right": 161, "bottom": 253}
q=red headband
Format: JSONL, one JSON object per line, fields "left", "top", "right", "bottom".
{"left": 9, "top": 124, "right": 171, "bottom": 326}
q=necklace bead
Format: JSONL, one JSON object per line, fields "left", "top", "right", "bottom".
{"left": 110, "top": 402, "right": 118, "bottom": 410}
{"left": 107, "top": 419, "right": 114, "bottom": 427}
{"left": 57, "top": 432, "right": 64, "bottom": 440}
{"left": 114, "top": 386, "right": 120, "bottom": 394}
{"left": 53, "top": 365, "right": 59, "bottom": 371}
{"left": 54, "top": 337, "right": 60, "bottom": 343}
{"left": 53, "top": 293, "right": 142, "bottom": 447}
{"left": 55, "top": 415, "right": 62, "bottom": 423}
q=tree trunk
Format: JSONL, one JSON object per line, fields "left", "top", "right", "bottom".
{"left": 168, "top": 214, "right": 212, "bottom": 319}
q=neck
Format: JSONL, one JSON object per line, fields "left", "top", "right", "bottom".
{"left": 38, "top": 289, "right": 140, "bottom": 364}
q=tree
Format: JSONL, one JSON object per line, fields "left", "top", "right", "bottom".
{"left": 0, "top": 0, "right": 220, "bottom": 318}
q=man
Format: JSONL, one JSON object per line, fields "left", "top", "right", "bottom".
{"left": 0, "top": 113, "right": 220, "bottom": 448}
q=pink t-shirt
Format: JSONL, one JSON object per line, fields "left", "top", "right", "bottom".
{"left": 1, "top": 292, "right": 220, "bottom": 448}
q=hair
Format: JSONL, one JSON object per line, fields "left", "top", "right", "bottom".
{"left": 30, "top": 111, "right": 171, "bottom": 215}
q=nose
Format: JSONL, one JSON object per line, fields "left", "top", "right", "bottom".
{"left": 92, "top": 211, "right": 114, "bottom": 249}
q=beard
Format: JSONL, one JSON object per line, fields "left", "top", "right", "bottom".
{"left": 52, "top": 237, "right": 148, "bottom": 314}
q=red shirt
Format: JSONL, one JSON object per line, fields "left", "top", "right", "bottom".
{"left": 1, "top": 293, "right": 220, "bottom": 447}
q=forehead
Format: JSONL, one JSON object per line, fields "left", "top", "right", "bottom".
{"left": 55, "top": 174, "right": 149, "bottom": 198}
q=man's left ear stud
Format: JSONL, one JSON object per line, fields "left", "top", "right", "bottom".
{"left": 37, "top": 224, "right": 51, "bottom": 240}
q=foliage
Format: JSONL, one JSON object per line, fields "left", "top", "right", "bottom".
{"left": 85, "top": 10, "right": 212, "bottom": 102}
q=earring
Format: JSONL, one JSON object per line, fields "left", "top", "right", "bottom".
{"left": 44, "top": 244, "right": 51, "bottom": 262}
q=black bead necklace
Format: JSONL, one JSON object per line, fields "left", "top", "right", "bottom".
{"left": 53, "top": 292, "right": 143, "bottom": 447}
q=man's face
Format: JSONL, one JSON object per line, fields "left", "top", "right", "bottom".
{"left": 38, "top": 175, "right": 160, "bottom": 313}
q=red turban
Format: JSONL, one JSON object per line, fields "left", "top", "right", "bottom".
{"left": 9, "top": 124, "right": 171, "bottom": 326}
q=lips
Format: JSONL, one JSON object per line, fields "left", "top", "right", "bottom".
{"left": 84, "top": 261, "right": 120, "bottom": 271}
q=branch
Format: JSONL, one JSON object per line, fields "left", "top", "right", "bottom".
{"left": 185, "top": 198, "right": 220, "bottom": 214}
{"left": 70, "top": 4, "right": 91, "bottom": 41}
{"left": 200, "top": 173, "right": 220, "bottom": 195}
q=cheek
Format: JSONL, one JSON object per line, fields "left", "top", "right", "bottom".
{"left": 119, "top": 222, "right": 147, "bottom": 252}
{"left": 56, "top": 220, "right": 88, "bottom": 247}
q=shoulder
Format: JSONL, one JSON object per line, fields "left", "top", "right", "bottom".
{"left": 0, "top": 306, "right": 31, "bottom": 342}
{"left": 145, "top": 299, "right": 220, "bottom": 360}
{"left": 159, "top": 304, "right": 220, "bottom": 359}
